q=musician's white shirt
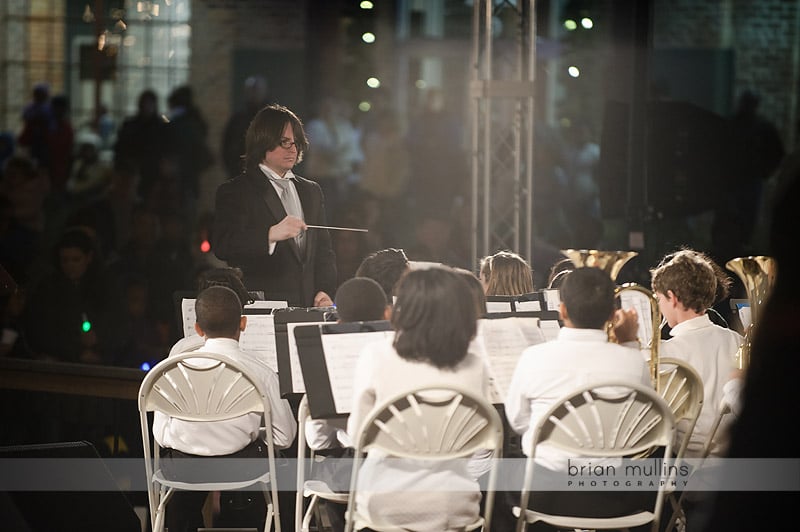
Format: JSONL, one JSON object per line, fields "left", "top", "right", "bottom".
{"left": 346, "top": 338, "right": 491, "bottom": 531}
{"left": 152, "top": 337, "right": 297, "bottom": 455}
{"left": 658, "top": 314, "right": 742, "bottom": 457}
{"left": 505, "top": 327, "right": 651, "bottom": 470}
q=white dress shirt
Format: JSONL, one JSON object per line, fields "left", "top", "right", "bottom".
{"left": 346, "top": 338, "right": 491, "bottom": 531}
{"left": 659, "top": 314, "right": 742, "bottom": 457}
{"left": 259, "top": 164, "right": 305, "bottom": 255}
{"left": 153, "top": 337, "right": 297, "bottom": 455}
{"left": 504, "top": 327, "right": 651, "bottom": 470}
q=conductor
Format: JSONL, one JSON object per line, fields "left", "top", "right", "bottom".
{"left": 213, "top": 104, "right": 337, "bottom": 307}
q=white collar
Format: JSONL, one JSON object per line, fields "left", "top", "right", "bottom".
{"left": 259, "top": 163, "right": 295, "bottom": 182}
{"left": 557, "top": 327, "right": 609, "bottom": 342}
{"left": 199, "top": 337, "right": 240, "bottom": 351}
{"left": 669, "top": 314, "right": 713, "bottom": 336}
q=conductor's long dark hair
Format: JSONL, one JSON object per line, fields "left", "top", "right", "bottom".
{"left": 244, "top": 104, "right": 309, "bottom": 174}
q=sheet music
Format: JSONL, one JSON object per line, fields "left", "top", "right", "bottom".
{"left": 322, "top": 330, "right": 395, "bottom": 413}
{"left": 543, "top": 289, "right": 561, "bottom": 311}
{"left": 246, "top": 300, "right": 288, "bottom": 310}
{"left": 181, "top": 298, "right": 197, "bottom": 338}
{"left": 486, "top": 301, "right": 513, "bottom": 313}
{"left": 515, "top": 300, "right": 541, "bottom": 312}
{"left": 539, "top": 320, "right": 562, "bottom": 342}
{"left": 478, "top": 317, "right": 544, "bottom": 399}
{"left": 238, "top": 314, "right": 278, "bottom": 372}
{"left": 619, "top": 290, "right": 654, "bottom": 347}
{"left": 737, "top": 304, "right": 752, "bottom": 330}
{"left": 287, "top": 321, "right": 327, "bottom": 393}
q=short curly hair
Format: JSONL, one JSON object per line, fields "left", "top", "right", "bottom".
{"left": 650, "top": 249, "right": 731, "bottom": 313}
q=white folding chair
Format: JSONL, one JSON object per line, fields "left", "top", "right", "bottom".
{"left": 663, "top": 398, "right": 733, "bottom": 532}
{"left": 657, "top": 357, "right": 704, "bottom": 461}
{"left": 138, "top": 351, "right": 281, "bottom": 532}
{"left": 296, "top": 394, "right": 349, "bottom": 532}
{"left": 657, "top": 357, "right": 704, "bottom": 530}
{"left": 344, "top": 385, "right": 504, "bottom": 532}
{"left": 513, "top": 381, "right": 676, "bottom": 532}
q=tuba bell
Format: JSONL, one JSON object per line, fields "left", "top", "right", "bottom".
{"left": 561, "top": 249, "right": 663, "bottom": 390}
{"left": 725, "top": 256, "right": 777, "bottom": 370}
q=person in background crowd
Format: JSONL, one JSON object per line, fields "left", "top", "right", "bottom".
{"left": 221, "top": 75, "right": 271, "bottom": 178}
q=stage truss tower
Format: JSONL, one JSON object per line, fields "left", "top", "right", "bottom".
{"left": 470, "top": 0, "right": 537, "bottom": 263}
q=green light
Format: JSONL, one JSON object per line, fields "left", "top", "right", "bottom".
{"left": 82, "top": 320, "right": 92, "bottom": 332}
{"left": 564, "top": 19, "right": 577, "bottom": 31}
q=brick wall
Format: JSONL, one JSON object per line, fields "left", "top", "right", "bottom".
{"left": 191, "top": 0, "right": 307, "bottom": 212}
{"left": 653, "top": 0, "right": 800, "bottom": 147}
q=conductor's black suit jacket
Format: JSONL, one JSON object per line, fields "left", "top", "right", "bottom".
{"left": 213, "top": 169, "right": 337, "bottom": 307}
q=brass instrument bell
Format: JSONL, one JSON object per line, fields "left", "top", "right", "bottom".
{"left": 725, "top": 256, "right": 777, "bottom": 370}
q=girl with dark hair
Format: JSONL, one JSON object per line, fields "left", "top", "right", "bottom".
{"left": 346, "top": 266, "right": 491, "bottom": 531}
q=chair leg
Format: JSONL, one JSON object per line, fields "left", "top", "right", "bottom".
{"left": 664, "top": 492, "right": 686, "bottom": 532}
{"left": 301, "top": 494, "right": 319, "bottom": 532}
{"left": 152, "top": 486, "right": 174, "bottom": 532}
{"left": 262, "top": 488, "right": 274, "bottom": 532}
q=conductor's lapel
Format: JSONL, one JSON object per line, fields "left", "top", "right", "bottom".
{"left": 250, "top": 171, "right": 303, "bottom": 263}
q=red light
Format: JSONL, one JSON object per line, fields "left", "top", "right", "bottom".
{"left": 200, "top": 240, "right": 211, "bottom": 253}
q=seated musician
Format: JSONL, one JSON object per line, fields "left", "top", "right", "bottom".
{"left": 304, "top": 276, "right": 392, "bottom": 531}
{"left": 347, "top": 267, "right": 493, "bottom": 531}
{"left": 305, "top": 276, "right": 391, "bottom": 453}
{"left": 618, "top": 248, "right": 743, "bottom": 458}
{"left": 153, "top": 286, "right": 296, "bottom": 532}
{"left": 505, "top": 267, "right": 652, "bottom": 524}
{"left": 168, "top": 267, "right": 253, "bottom": 356}
{"left": 354, "top": 247, "right": 410, "bottom": 301}
{"left": 479, "top": 250, "right": 535, "bottom": 296}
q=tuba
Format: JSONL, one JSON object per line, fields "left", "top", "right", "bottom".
{"left": 725, "top": 256, "right": 777, "bottom": 370}
{"left": 561, "top": 249, "right": 663, "bottom": 390}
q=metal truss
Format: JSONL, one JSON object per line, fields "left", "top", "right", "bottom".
{"left": 470, "top": 0, "right": 536, "bottom": 263}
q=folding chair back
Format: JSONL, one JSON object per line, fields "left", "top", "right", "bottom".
{"left": 138, "top": 351, "right": 280, "bottom": 532}
{"left": 658, "top": 357, "right": 704, "bottom": 460}
{"left": 346, "top": 385, "right": 504, "bottom": 532}
{"left": 516, "top": 381, "right": 676, "bottom": 532}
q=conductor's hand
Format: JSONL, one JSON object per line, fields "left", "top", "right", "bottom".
{"left": 313, "top": 291, "right": 334, "bottom": 307}
{"left": 612, "top": 308, "right": 640, "bottom": 344}
{"left": 268, "top": 215, "right": 307, "bottom": 243}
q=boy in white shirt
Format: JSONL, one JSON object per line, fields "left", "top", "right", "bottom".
{"left": 646, "top": 249, "right": 742, "bottom": 457}
{"left": 505, "top": 267, "right": 651, "bottom": 522}
{"left": 154, "top": 286, "right": 296, "bottom": 531}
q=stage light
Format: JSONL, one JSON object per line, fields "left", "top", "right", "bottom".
{"left": 140, "top": 362, "right": 151, "bottom": 371}
{"left": 360, "top": 1, "right": 374, "bottom": 9}
{"left": 581, "top": 17, "right": 593, "bottom": 29}
{"left": 200, "top": 239, "right": 211, "bottom": 253}
{"left": 564, "top": 19, "right": 577, "bottom": 31}
{"left": 362, "top": 32, "right": 375, "bottom": 43}
{"left": 358, "top": 101, "right": 372, "bottom": 112}
{"left": 568, "top": 66, "right": 580, "bottom": 77}
{"left": 366, "top": 77, "right": 380, "bottom": 88}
